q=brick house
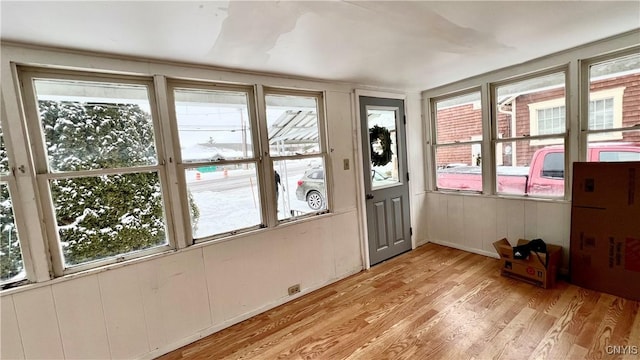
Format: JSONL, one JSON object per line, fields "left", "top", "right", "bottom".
{"left": 436, "top": 72, "right": 640, "bottom": 167}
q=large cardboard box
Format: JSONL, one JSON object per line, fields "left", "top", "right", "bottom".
{"left": 570, "top": 208, "right": 640, "bottom": 300}
{"left": 493, "top": 238, "right": 563, "bottom": 289}
{"left": 570, "top": 162, "right": 640, "bottom": 301}
{"left": 572, "top": 161, "right": 640, "bottom": 210}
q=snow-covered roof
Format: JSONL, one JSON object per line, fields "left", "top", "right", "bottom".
{"left": 268, "top": 110, "right": 318, "bottom": 145}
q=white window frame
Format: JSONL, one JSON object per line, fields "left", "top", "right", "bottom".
{"left": 260, "top": 87, "right": 330, "bottom": 225}
{"left": 491, "top": 67, "right": 569, "bottom": 199}
{"left": 431, "top": 89, "right": 484, "bottom": 193}
{"left": 18, "top": 67, "right": 175, "bottom": 276}
{"left": 166, "top": 80, "right": 264, "bottom": 243}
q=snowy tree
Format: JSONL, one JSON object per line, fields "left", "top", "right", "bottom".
{"left": 39, "top": 100, "right": 199, "bottom": 265}
{"left": 0, "top": 126, "right": 23, "bottom": 280}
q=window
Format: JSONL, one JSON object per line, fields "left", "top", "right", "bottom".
{"left": 169, "top": 83, "right": 262, "bottom": 240}
{"left": 589, "top": 98, "right": 614, "bottom": 130}
{"left": 541, "top": 152, "right": 564, "bottom": 179}
{"left": 0, "top": 123, "right": 25, "bottom": 285}
{"left": 529, "top": 89, "right": 626, "bottom": 146}
{"left": 432, "top": 91, "right": 483, "bottom": 192}
{"left": 494, "top": 71, "right": 566, "bottom": 197}
{"left": 586, "top": 52, "right": 640, "bottom": 160}
{"left": 527, "top": 97, "right": 566, "bottom": 146}
{"left": 599, "top": 151, "right": 640, "bottom": 162}
{"left": 264, "top": 90, "right": 328, "bottom": 219}
{"left": 537, "top": 105, "right": 565, "bottom": 135}
{"left": 20, "top": 70, "right": 171, "bottom": 273}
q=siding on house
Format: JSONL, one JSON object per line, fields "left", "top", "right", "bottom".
{"left": 435, "top": 73, "right": 640, "bottom": 167}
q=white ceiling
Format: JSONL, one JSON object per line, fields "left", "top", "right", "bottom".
{"left": 1, "top": 1, "right": 639, "bottom": 91}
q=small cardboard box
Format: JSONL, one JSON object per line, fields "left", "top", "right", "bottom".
{"left": 493, "top": 238, "right": 563, "bottom": 289}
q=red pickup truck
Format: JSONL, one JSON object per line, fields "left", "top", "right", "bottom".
{"left": 437, "top": 143, "right": 640, "bottom": 196}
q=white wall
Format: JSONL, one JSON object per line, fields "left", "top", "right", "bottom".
{"left": 1, "top": 214, "right": 361, "bottom": 359}
{"left": 424, "top": 193, "right": 571, "bottom": 269}
{"left": 0, "top": 44, "right": 366, "bottom": 359}
{"left": 418, "top": 30, "right": 639, "bottom": 272}
{"left": 405, "top": 93, "right": 429, "bottom": 247}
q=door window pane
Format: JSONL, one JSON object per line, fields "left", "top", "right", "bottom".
{"left": 368, "top": 108, "right": 400, "bottom": 189}
{"left": 34, "top": 79, "right": 157, "bottom": 172}
{"left": 266, "top": 95, "right": 320, "bottom": 156}
{"left": 185, "top": 164, "right": 262, "bottom": 238}
{"left": 50, "top": 172, "right": 168, "bottom": 266}
{"left": 277, "top": 157, "right": 326, "bottom": 219}
{"left": 174, "top": 88, "right": 253, "bottom": 162}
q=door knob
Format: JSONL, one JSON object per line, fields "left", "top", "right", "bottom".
{"left": 366, "top": 193, "right": 374, "bottom": 200}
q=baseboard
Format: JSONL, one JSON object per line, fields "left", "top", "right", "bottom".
{"left": 426, "top": 238, "right": 570, "bottom": 276}
{"left": 427, "top": 238, "right": 500, "bottom": 259}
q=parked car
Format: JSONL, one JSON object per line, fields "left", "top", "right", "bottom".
{"left": 296, "top": 168, "right": 326, "bottom": 210}
{"left": 296, "top": 168, "right": 393, "bottom": 210}
{"left": 437, "top": 143, "right": 640, "bottom": 195}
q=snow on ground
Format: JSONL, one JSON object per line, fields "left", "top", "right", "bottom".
{"left": 187, "top": 167, "right": 318, "bottom": 238}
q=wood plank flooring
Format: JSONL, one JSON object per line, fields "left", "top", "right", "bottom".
{"left": 159, "top": 243, "right": 640, "bottom": 360}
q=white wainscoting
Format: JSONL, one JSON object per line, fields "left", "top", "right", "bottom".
{"left": 424, "top": 192, "right": 571, "bottom": 270}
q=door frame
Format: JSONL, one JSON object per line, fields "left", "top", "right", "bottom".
{"left": 354, "top": 89, "right": 413, "bottom": 269}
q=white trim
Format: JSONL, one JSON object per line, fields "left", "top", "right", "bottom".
{"left": 354, "top": 89, "right": 408, "bottom": 269}
{"left": 354, "top": 89, "right": 406, "bottom": 100}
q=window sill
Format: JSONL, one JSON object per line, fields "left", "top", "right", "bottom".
{"left": 426, "top": 189, "right": 571, "bottom": 204}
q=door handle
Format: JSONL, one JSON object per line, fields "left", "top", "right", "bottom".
{"left": 366, "top": 193, "right": 374, "bottom": 200}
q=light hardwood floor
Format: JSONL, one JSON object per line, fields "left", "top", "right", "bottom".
{"left": 159, "top": 243, "right": 640, "bottom": 360}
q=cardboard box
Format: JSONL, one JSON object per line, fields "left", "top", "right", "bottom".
{"left": 572, "top": 162, "right": 640, "bottom": 210}
{"left": 493, "top": 238, "right": 563, "bottom": 289}
{"left": 570, "top": 207, "right": 640, "bottom": 301}
{"left": 570, "top": 161, "right": 640, "bottom": 301}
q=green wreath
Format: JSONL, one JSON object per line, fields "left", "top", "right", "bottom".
{"left": 369, "top": 125, "right": 393, "bottom": 167}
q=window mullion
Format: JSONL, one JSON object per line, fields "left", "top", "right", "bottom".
{"left": 1, "top": 90, "right": 51, "bottom": 284}
{"left": 481, "top": 82, "right": 493, "bottom": 195}
{"left": 255, "top": 85, "right": 276, "bottom": 228}
{"left": 153, "top": 75, "right": 188, "bottom": 249}
{"left": 13, "top": 67, "right": 60, "bottom": 280}
{"left": 43, "top": 165, "right": 161, "bottom": 180}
